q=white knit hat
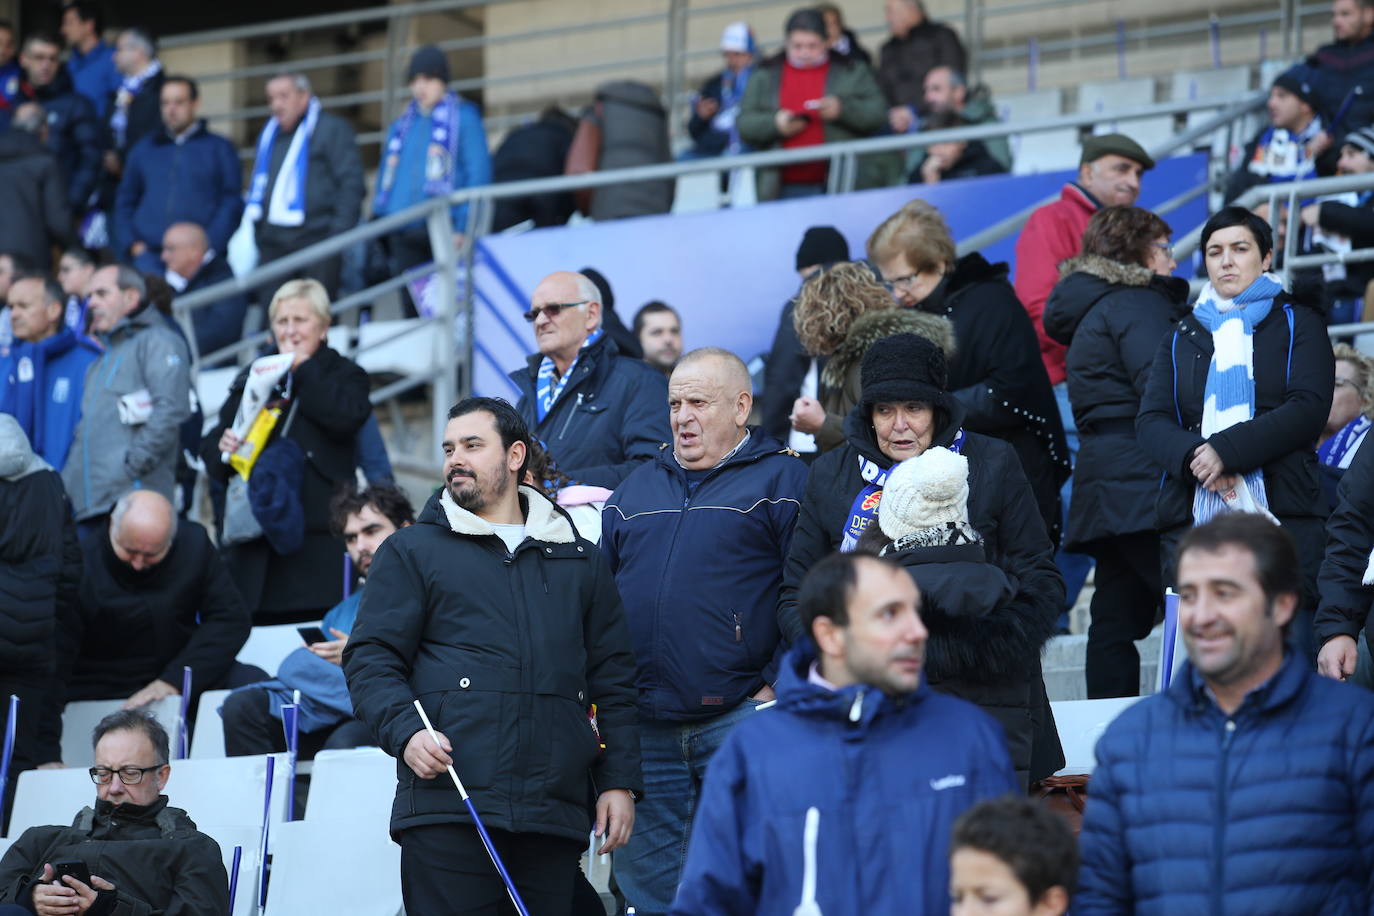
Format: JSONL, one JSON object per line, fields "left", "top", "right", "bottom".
{"left": 878, "top": 447, "right": 972, "bottom": 542}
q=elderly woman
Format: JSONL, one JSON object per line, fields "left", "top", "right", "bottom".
{"left": 202, "top": 279, "right": 372, "bottom": 624}
{"left": 868, "top": 200, "right": 1068, "bottom": 545}
{"left": 1137, "top": 206, "right": 1335, "bottom": 660}
{"left": 779, "top": 332, "right": 1064, "bottom": 783}
{"left": 788, "top": 261, "right": 953, "bottom": 453}
{"left": 1318, "top": 344, "right": 1374, "bottom": 507}
{"left": 1043, "top": 206, "right": 1186, "bottom": 698}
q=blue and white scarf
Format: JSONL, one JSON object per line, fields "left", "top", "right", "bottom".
{"left": 535, "top": 329, "right": 602, "bottom": 423}
{"left": 375, "top": 92, "right": 462, "bottom": 212}
{"left": 714, "top": 66, "right": 752, "bottom": 154}
{"left": 840, "top": 429, "right": 965, "bottom": 551}
{"left": 245, "top": 96, "right": 321, "bottom": 227}
{"left": 1190, "top": 272, "right": 1283, "bottom": 525}
{"left": 1318, "top": 414, "right": 1371, "bottom": 470}
{"left": 108, "top": 59, "right": 161, "bottom": 150}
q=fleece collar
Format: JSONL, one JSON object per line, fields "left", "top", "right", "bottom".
{"left": 438, "top": 484, "right": 576, "bottom": 544}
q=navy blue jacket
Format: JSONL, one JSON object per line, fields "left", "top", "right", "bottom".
{"left": 670, "top": 641, "right": 1016, "bottom": 916}
{"left": 1078, "top": 650, "right": 1374, "bottom": 915}
{"left": 17, "top": 67, "right": 100, "bottom": 212}
{"left": 510, "top": 334, "right": 670, "bottom": 489}
{"left": 602, "top": 430, "right": 807, "bottom": 722}
{"left": 0, "top": 327, "right": 101, "bottom": 470}
{"left": 113, "top": 121, "right": 243, "bottom": 258}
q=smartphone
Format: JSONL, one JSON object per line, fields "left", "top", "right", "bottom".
{"left": 52, "top": 860, "right": 91, "bottom": 888}
{"left": 790, "top": 112, "right": 813, "bottom": 124}
{"left": 297, "top": 626, "right": 328, "bottom": 645}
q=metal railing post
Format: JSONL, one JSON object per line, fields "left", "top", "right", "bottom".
{"left": 966, "top": 0, "right": 983, "bottom": 83}
{"left": 1283, "top": 186, "right": 1300, "bottom": 289}
{"left": 426, "top": 206, "right": 459, "bottom": 457}
{"left": 666, "top": 0, "right": 690, "bottom": 148}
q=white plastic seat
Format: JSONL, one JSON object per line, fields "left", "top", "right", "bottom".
{"left": 262, "top": 819, "right": 401, "bottom": 915}
{"left": 191, "top": 689, "right": 234, "bottom": 759}
{"left": 236, "top": 623, "right": 318, "bottom": 678}
{"left": 1171, "top": 66, "right": 1255, "bottom": 153}
{"left": 7, "top": 767, "right": 92, "bottom": 838}
{"left": 996, "top": 89, "right": 1063, "bottom": 123}
{"left": 60, "top": 696, "right": 181, "bottom": 769}
{"left": 1051, "top": 696, "right": 1146, "bottom": 776}
{"left": 195, "top": 366, "right": 241, "bottom": 435}
{"left": 163, "top": 754, "right": 293, "bottom": 828}
{"left": 354, "top": 318, "right": 439, "bottom": 378}
{"left": 195, "top": 823, "right": 262, "bottom": 916}
{"left": 303, "top": 747, "right": 395, "bottom": 825}
{"left": 671, "top": 171, "right": 724, "bottom": 214}
{"left": 1011, "top": 129, "right": 1082, "bottom": 174}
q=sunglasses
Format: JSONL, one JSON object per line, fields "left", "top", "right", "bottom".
{"left": 523, "top": 300, "right": 588, "bottom": 323}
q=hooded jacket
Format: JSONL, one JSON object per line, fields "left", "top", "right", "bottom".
{"left": 1077, "top": 649, "right": 1374, "bottom": 914}
{"left": 0, "top": 326, "right": 100, "bottom": 470}
{"left": 668, "top": 641, "right": 1015, "bottom": 916}
{"left": 61, "top": 303, "right": 191, "bottom": 522}
{"left": 1044, "top": 254, "right": 1186, "bottom": 548}
{"left": 0, "top": 127, "right": 71, "bottom": 266}
{"left": 1135, "top": 291, "right": 1335, "bottom": 533}
{"left": 0, "top": 796, "right": 229, "bottom": 915}
{"left": 113, "top": 119, "right": 243, "bottom": 258}
{"left": 813, "top": 307, "right": 955, "bottom": 452}
{"left": 602, "top": 429, "right": 808, "bottom": 722}
{"left": 17, "top": 65, "right": 100, "bottom": 212}
{"left": 1315, "top": 435, "right": 1374, "bottom": 650}
{"left": 924, "top": 252, "right": 1069, "bottom": 543}
{"left": 59, "top": 518, "right": 251, "bottom": 702}
{"left": 343, "top": 486, "right": 643, "bottom": 842}
{"left": 510, "top": 333, "right": 671, "bottom": 489}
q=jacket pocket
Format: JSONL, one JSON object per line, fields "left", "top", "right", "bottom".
{"left": 537, "top": 693, "right": 600, "bottom": 806}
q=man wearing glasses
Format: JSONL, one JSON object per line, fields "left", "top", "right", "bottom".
{"left": 510, "top": 270, "right": 671, "bottom": 489}
{"left": 0, "top": 710, "right": 228, "bottom": 914}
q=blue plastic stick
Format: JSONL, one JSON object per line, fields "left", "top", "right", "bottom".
{"left": 259, "top": 756, "right": 275, "bottom": 908}
{"left": 0, "top": 695, "right": 19, "bottom": 818}
{"left": 228, "top": 845, "right": 242, "bottom": 913}
{"left": 281, "top": 705, "right": 299, "bottom": 821}
{"left": 177, "top": 667, "right": 192, "bottom": 759}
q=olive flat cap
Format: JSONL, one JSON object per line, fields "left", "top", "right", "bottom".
{"left": 1080, "top": 133, "right": 1154, "bottom": 170}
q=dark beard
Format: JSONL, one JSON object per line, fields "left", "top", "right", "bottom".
{"left": 449, "top": 467, "right": 510, "bottom": 512}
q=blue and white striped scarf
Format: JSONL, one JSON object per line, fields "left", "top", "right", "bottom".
{"left": 245, "top": 96, "right": 321, "bottom": 227}
{"left": 1190, "top": 271, "right": 1283, "bottom": 524}
{"left": 109, "top": 59, "right": 161, "bottom": 150}
{"left": 536, "top": 329, "right": 602, "bottom": 423}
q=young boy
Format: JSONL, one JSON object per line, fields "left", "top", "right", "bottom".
{"left": 950, "top": 796, "right": 1077, "bottom": 916}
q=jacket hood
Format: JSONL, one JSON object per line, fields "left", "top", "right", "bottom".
{"left": 841, "top": 395, "right": 969, "bottom": 468}
{"left": 1044, "top": 256, "right": 1191, "bottom": 345}
{"left": 775, "top": 638, "right": 928, "bottom": 726}
{"left": 821, "top": 308, "right": 956, "bottom": 391}
{"left": 0, "top": 128, "right": 47, "bottom": 160}
{"left": 433, "top": 485, "right": 578, "bottom": 544}
{"left": 0, "top": 414, "right": 52, "bottom": 481}
{"left": 1059, "top": 253, "right": 1154, "bottom": 287}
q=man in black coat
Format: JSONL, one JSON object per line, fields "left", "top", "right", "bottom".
{"left": 96, "top": 27, "right": 164, "bottom": 212}
{"left": 491, "top": 106, "right": 577, "bottom": 232}
{"left": 57, "top": 489, "right": 254, "bottom": 718}
{"left": 247, "top": 72, "right": 365, "bottom": 297}
{"left": 0, "top": 104, "right": 71, "bottom": 269}
{"left": 161, "top": 221, "right": 247, "bottom": 360}
{"left": 1316, "top": 435, "right": 1374, "bottom": 682}
{"left": 509, "top": 270, "right": 668, "bottom": 488}
{"left": 344, "top": 396, "right": 642, "bottom": 916}
{"left": 16, "top": 34, "right": 99, "bottom": 219}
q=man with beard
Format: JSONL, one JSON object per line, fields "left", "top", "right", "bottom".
{"left": 632, "top": 301, "right": 682, "bottom": 376}
{"left": 344, "top": 397, "right": 642, "bottom": 916}
{"left": 1078, "top": 514, "right": 1374, "bottom": 913}
{"left": 221, "top": 484, "right": 415, "bottom": 758}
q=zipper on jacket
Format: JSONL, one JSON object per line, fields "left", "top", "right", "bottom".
{"left": 1211, "top": 717, "right": 1237, "bottom": 916}
{"left": 557, "top": 392, "right": 584, "bottom": 440}
{"left": 733, "top": 613, "right": 742, "bottom": 643}
{"left": 848, "top": 689, "right": 865, "bottom": 723}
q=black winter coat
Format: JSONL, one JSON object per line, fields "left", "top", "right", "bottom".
{"left": 877, "top": 20, "right": 968, "bottom": 109}
{"left": 491, "top": 117, "right": 575, "bottom": 231}
{"left": 344, "top": 487, "right": 643, "bottom": 842}
{"left": 19, "top": 67, "right": 100, "bottom": 212}
{"left": 253, "top": 110, "right": 365, "bottom": 250}
{"left": 1315, "top": 435, "right": 1374, "bottom": 649}
{"left": 1135, "top": 292, "right": 1335, "bottom": 533}
{"left": 105, "top": 70, "right": 164, "bottom": 161}
{"left": 760, "top": 298, "right": 819, "bottom": 441}
{"left": 1313, "top": 192, "right": 1374, "bottom": 302}
{"left": 919, "top": 253, "right": 1069, "bottom": 544}
{"left": 60, "top": 519, "right": 250, "bottom": 701}
{"left": 202, "top": 346, "right": 372, "bottom": 621}
{"left": 1044, "top": 254, "right": 1186, "bottom": 549}
{"left": 0, "top": 797, "right": 228, "bottom": 914}
{"left": 910, "top": 140, "right": 1007, "bottom": 183}
{"left": 778, "top": 401, "right": 1065, "bottom": 779}
{"left": 0, "top": 129, "right": 70, "bottom": 267}
{"left": 510, "top": 334, "right": 670, "bottom": 489}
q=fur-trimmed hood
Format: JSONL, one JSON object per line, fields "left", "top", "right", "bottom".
{"left": 438, "top": 484, "right": 577, "bottom": 544}
{"left": 821, "top": 307, "right": 956, "bottom": 391}
{"left": 1058, "top": 253, "right": 1154, "bottom": 286}
{"left": 1043, "top": 255, "right": 1189, "bottom": 346}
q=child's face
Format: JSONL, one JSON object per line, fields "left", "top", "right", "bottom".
{"left": 950, "top": 848, "right": 1067, "bottom": 916}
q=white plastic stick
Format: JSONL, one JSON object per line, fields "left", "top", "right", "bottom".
{"left": 412, "top": 699, "right": 468, "bottom": 800}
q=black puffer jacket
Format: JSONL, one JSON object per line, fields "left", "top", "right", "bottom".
{"left": 1044, "top": 254, "right": 1186, "bottom": 549}
{"left": 510, "top": 333, "right": 670, "bottom": 489}
{"left": 0, "top": 128, "right": 71, "bottom": 267}
{"left": 778, "top": 400, "right": 1065, "bottom": 779}
{"left": 1135, "top": 292, "right": 1335, "bottom": 533}
{"left": 1315, "top": 435, "right": 1374, "bottom": 649}
{"left": 344, "top": 487, "right": 643, "bottom": 842}
{"left": 0, "top": 796, "right": 228, "bottom": 914}
{"left": 18, "top": 66, "right": 100, "bottom": 212}
{"left": 760, "top": 298, "right": 817, "bottom": 441}
{"left": 918, "top": 253, "right": 1069, "bottom": 544}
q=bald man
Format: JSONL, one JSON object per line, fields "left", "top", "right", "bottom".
{"left": 509, "top": 270, "right": 670, "bottom": 488}
{"left": 55, "top": 490, "right": 255, "bottom": 739}
{"left": 600, "top": 347, "right": 809, "bottom": 913}
{"left": 160, "top": 221, "right": 248, "bottom": 360}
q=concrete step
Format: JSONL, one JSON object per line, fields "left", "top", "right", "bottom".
{"left": 1043, "top": 626, "right": 1164, "bottom": 701}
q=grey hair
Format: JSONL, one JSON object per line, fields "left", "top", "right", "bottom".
{"left": 111, "top": 489, "right": 178, "bottom": 547}
{"left": 571, "top": 272, "right": 603, "bottom": 329}
{"left": 268, "top": 71, "right": 312, "bottom": 94}
{"left": 93, "top": 710, "right": 170, "bottom": 765}
{"left": 111, "top": 265, "right": 147, "bottom": 302}
{"left": 118, "top": 27, "right": 156, "bottom": 59}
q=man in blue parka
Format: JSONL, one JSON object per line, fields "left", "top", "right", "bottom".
{"left": 1078, "top": 513, "right": 1374, "bottom": 914}
{"left": 670, "top": 550, "right": 1016, "bottom": 916}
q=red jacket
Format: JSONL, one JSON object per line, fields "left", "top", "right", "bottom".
{"left": 1013, "top": 183, "right": 1098, "bottom": 385}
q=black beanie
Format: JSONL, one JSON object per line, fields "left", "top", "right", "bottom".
{"left": 859, "top": 333, "right": 949, "bottom": 413}
{"left": 795, "top": 226, "right": 849, "bottom": 271}
{"left": 408, "top": 45, "right": 450, "bottom": 83}
{"left": 1272, "top": 65, "right": 1318, "bottom": 111}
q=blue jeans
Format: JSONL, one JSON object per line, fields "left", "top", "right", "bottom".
{"left": 613, "top": 698, "right": 763, "bottom": 915}
{"left": 1053, "top": 382, "right": 1094, "bottom": 616}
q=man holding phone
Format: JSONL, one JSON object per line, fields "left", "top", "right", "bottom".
{"left": 0, "top": 710, "right": 228, "bottom": 914}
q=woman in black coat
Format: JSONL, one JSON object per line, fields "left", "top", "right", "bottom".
{"left": 868, "top": 199, "right": 1069, "bottom": 545}
{"left": 1044, "top": 206, "right": 1186, "bottom": 698}
{"left": 779, "top": 332, "right": 1065, "bottom": 783}
{"left": 202, "top": 279, "right": 372, "bottom": 625}
{"left": 1136, "top": 207, "right": 1335, "bottom": 661}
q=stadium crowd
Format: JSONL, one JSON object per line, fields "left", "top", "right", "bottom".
{"left": 2, "top": 0, "right": 1374, "bottom": 914}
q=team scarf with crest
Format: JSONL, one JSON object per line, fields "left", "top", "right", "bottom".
{"left": 840, "top": 429, "right": 965, "bottom": 551}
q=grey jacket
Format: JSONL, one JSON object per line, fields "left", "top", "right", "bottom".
{"left": 62, "top": 306, "right": 190, "bottom": 520}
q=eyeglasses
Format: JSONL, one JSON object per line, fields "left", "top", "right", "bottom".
{"left": 89, "top": 765, "right": 162, "bottom": 786}
{"left": 1335, "top": 377, "right": 1364, "bottom": 392}
{"left": 882, "top": 274, "right": 921, "bottom": 293}
{"left": 522, "top": 301, "right": 588, "bottom": 323}
{"left": 1153, "top": 242, "right": 1175, "bottom": 258}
